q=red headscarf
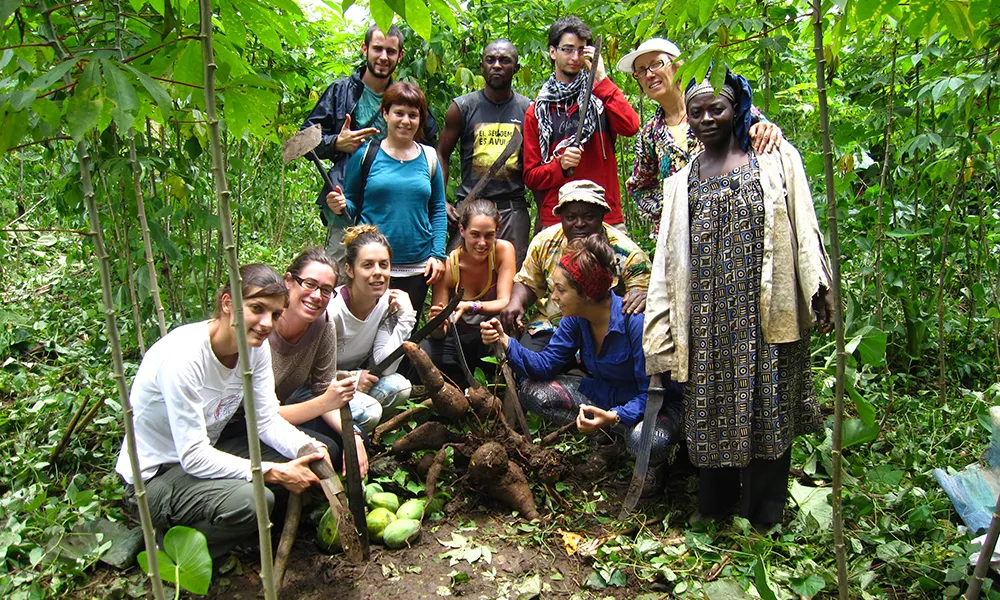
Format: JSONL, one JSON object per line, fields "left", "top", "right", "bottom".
{"left": 559, "top": 253, "right": 613, "bottom": 302}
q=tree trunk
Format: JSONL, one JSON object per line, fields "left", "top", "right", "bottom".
{"left": 198, "top": 1, "right": 277, "bottom": 598}
{"left": 811, "top": 3, "right": 849, "bottom": 598}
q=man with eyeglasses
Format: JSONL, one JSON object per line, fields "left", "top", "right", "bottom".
{"left": 437, "top": 39, "right": 532, "bottom": 268}
{"left": 302, "top": 24, "right": 439, "bottom": 266}
{"left": 523, "top": 16, "right": 640, "bottom": 233}
{"left": 616, "top": 38, "right": 782, "bottom": 237}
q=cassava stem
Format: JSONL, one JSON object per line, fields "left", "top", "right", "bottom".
{"left": 812, "top": 3, "right": 848, "bottom": 598}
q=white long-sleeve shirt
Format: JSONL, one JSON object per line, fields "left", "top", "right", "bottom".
{"left": 327, "top": 286, "right": 416, "bottom": 373}
{"left": 115, "top": 321, "right": 318, "bottom": 484}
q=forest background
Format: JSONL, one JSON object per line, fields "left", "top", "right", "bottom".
{"left": 1, "top": 0, "right": 999, "bottom": 598}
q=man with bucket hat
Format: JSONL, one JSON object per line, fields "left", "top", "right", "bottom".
{"left": 499, "top": 180, "right": 651, "bottom": 351}
{"left": 616, "top": 38, "right": 782, "bottom": 236}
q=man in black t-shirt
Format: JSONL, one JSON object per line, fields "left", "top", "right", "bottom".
{"left": 437, "top": 39, "right": 532, "bottom": 267}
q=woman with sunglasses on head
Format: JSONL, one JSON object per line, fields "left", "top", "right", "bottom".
{"left": 327, "top": 225, "right": 415, "bottom": 433}
{"left": 644, "top": 70, "right": 833, "bottom": 528}
{"left": 115, "top": 264, "right": 330, "bottom": 558}
{"left": 269, "top": 247, "right": 367, "bottom": 478}
{"left": 422, "top": 200, "right": 516, "bottom": 388}
{"left": 481, "top": 234, "right": 682, "bottom": 495}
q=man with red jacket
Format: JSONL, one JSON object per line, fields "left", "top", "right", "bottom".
{"left": 523, "top": 16, "right": 639, "bottom": 230}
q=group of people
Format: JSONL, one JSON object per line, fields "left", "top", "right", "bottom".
{"left": 115, "top": 16, "right": 834, "bottom": 559}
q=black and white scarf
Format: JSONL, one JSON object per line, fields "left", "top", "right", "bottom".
{"left": 534, "top": 72, "right": 605, "bottom": 164}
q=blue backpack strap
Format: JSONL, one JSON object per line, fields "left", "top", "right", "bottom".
{"left": 354, "top": 140, "right": 380, "bottom": 223}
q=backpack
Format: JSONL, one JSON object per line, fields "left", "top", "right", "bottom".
{"left": 354, "top": 140, "right": 438, "bottom": 223}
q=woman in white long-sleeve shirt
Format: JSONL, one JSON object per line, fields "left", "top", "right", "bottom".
{"left": 327, "top": 225, "right": 416, "bottom": 432}
{"left": 115, "top": 264, "right": 331, "bottom": 557}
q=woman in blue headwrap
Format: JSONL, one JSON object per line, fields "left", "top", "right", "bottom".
{"left": 642, "top": 69, "right": 835, "bottom": 528}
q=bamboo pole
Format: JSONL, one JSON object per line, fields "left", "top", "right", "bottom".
{"left": 129, "top": 131, "right": 169, "bottom": 337}
{"left": 198, "top": 1, "right": 277, "bottom": 598}
{"left": 811, "top": 3, "right": 849, "bottom": 598}
{"left": 39, "top": 5, "right": 165, "bottom": 599}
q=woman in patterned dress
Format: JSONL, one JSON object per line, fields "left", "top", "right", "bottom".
{"left": 642, "top": 70, "right": 834, "bottom": 526}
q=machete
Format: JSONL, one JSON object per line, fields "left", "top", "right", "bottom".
{"left": 301, "top": 443, "right": 364, "bottom": 563}
{"left": 337, "top": 371, "right": 369, "bottom": 557}
{"left": 565, "top": 34, "right": 603, "bottom": 178}
{"left": 619, "top": 372, "right": 664, "bottom": 518}
{"left": 460, "top": 128, "right": 523, "bottom": 207}
{"left": 448, "top": 315, "right": 480, "bottom": 389}
{"left": 369, "top": 288, "right": 465, "bottom": 376}
{"left": 282, "top": 123, "right": 337, "bottom": 191}
{"left": 493, "top": 341, "right": 531, "bottom": 437}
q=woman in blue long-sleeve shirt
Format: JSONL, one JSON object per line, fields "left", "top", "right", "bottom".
{"left": 482, "top": 234, "right": 681, "bottom": 495}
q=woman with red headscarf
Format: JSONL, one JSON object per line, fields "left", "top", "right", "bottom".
{"left": 481, "top": 234, "right": 681, "bottom": 494}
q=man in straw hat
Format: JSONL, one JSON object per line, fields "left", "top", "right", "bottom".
{"left": 500, "top": 180, "right": 650, "bottom": 351}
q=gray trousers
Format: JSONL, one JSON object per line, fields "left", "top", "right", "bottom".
{"left": 126, "top": 437, "right": 288, "bottom": 558}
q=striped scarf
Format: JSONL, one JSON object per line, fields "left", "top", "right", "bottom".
{"left": 534, "top": 72, "right": 604, "bottom": 164}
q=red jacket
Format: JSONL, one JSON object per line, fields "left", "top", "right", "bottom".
{"left": 523, "top": 77, "right": 640, "bottom": 227}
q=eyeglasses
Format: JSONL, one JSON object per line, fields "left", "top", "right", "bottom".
{"left": 291, "top": 275, "right": 336, "bottom": 298}
{"left": 631, "top": 59, "right": 667, "bottom": 80}
{"left": 556, "top": 45, "right": 586, "bottom": 56}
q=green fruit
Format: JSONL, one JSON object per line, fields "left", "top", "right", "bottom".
{"left": 366, "top": 507, "right": 397, "bottom": 543}
{"left": 364, "top": 482, "right": 383, "bottom": 505}
{"left": 383, "top": 519, "right": 421, "bottom": 549}
{"left": 369, "top": 491, "right": 400, "bottom": 513}
{"left": 395, "top": 498, "right": 426, "bottom": 521}
{"left": 316, "top": 508, "right": 341, "bottom": 553}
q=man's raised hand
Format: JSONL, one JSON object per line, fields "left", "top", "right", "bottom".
{"left": 334, "top": 114, "right": 380, "bottom": 154}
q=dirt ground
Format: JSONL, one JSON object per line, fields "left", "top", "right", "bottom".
{"left": 201, "top": 458, "right": 692, "bottom": 600}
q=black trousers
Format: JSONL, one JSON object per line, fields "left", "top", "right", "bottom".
{"left": 392, "top": 273, "right": 430, "bottom": 321}
{"left": 697, "top": 447, "right": 792, "bottom": 525}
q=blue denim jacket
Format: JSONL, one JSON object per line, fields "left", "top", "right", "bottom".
{"left": 506, "top": 293, "right": 651, "bottom": 425}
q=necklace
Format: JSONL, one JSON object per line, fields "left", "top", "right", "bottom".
{"left": 383, "top": 140, "right": 418, "bottom": 163}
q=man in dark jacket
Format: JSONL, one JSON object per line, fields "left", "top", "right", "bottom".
{"left": 302, "top": 24, "right": 439, "bottom": 259}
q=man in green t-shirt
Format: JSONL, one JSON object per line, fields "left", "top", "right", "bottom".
{"left": 302, "top": 24, "right": 440, "bottom": 260}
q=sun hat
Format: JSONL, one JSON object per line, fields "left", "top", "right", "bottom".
{"left": 615, "top": 38, "right": 682, "bottom": 73}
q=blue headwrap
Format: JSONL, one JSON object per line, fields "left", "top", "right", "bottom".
{"left": 685, "top": 68, "right": 754, "bottom": 153}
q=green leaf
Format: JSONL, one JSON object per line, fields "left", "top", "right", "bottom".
{"left": 789, "top": 574, "right": 825, "bottom": 597}
{"left": 842, "top": 417, "right": 880, "bottom": 448}
{"left": 220, "top": 1, "right": 247, "bottom": 48}
{"left": 173, "top": 40, "right": 204, "bottom": 89}
{"left": 28, "top": 58, "right": 80, "bottom": 92}
{"left": 704, "top": 579, "right": 752, "bottom": 599}
{"left": 240, "top": 0, "right": 283, "bottom": 53}
{"left": 163, "top": 526, "right": 212, "bottom": 594}
{"left": 120, "top": 64, "right": 174, "bottom": 122}
{"left": 790, "top": 482, "right": 832, "bottom": 529}
{"left": 868, "top": 464, "right": 904, "bottom": 487}
{"left": 1, "top": 0, "right": 24, "bottom": 24}
{"left": 403, "top": 0, "right": 431, "bottom": 40}
{"left": 753, "top": 559, "right": 778, "bottom": 600}
{"left": 885, "top": 227, "right": 932, "bottom": 238}
{"left": 845, "top": 325, "right": 886, "bottom": 365}
{"left": 426, "top": 0, "right": 458, "bottom": 31}
{"left": 101, "top": 59, "right": 139, "bottom": 132}
{"left": 8, "top": 89, "right": 37, "bottom": 111}
{"left": 66, "top": 88, "right": 103, "bottom": 141}
{"left": 31, "top": 97, "right": 62, "bottom": 129}
{"left": 876, "top": 539, "right": 913, "bottom": 561}
{"left": 939, "top": 0, "right": 973, "bottom": 39}
{"left": 370, "top": 0, "right": 395, "bottom": 39}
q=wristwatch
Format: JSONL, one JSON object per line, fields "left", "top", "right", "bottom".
{"left": 610, "top": 411, "right": 620, "bottom": 426}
